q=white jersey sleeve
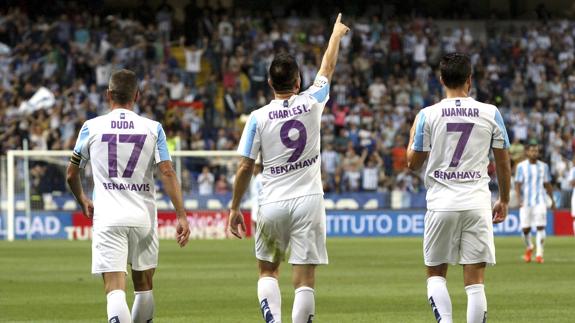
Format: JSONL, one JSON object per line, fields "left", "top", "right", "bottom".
{"left": 491, "top": 109, "right": 510, "bottom": 149}
{"left": 72, "top": 122, "right": 91, "bottom": 169}
{"left": 301, "top": 75, "right": 330, "bottom": 108}
{"left": 154, "top": 124, "right": 171, "bottom": 164}
{"left": 412, "top": 111, "right": 431, "bottom": 152}
{"left": 237, "top": 113, "right": 261, "bottom": 160}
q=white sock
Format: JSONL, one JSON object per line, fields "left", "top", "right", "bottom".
{"left": 292, "top": 286, "right": 315, "bottom": 323}
{"left": 427, "top": 276, "right": 452, "bottom": 323}
{"left": 522, "top": 232, "right": 533, "bottom": 249}
{"left": 258, "top": 277, "right": 281, "bottom": 323}
{"left": 132, "top": 290, "right": 154, "bottom": 323}
{"left": 465, "top": 284, "right": 487, "bottom": 323}
{"left": 536, "top": 229, "right": 546, "bottom": 257}
{"left": 106, "top": 290, "right": 131, "bottom": 323}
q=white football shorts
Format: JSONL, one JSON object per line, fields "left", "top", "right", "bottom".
{"left": 519, "top": 204, "right": 547, "bottom": 228}
{"left": 255, "top": 194, "right": 328, "bottom": 265}
{"left": 424, "top": 209, "right": 495, "bottom": 266}
{"left": 92, "top": 226, "right": 158, "bottom": 275}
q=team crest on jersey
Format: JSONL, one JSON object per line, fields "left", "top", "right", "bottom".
{"left": 313, "top": 78, "right": 327, "bottom": 88}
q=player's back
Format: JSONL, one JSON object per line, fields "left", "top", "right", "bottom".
{"left": 238, "top": 77, "right": 329, "bottom": 205}
{"left": 415, "top": 97, "right": 509, "bottom": 211}
{"left": 75, "top": 108, "right": 168, "bottom": 227}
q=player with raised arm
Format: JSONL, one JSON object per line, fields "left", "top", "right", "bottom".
{"left": 227, "top": 13, "right": 349, "bottom": 323}
{"left": 407, "top": 53, "right": 511, "bottom": 323}
{"left": 515, "top": 141, "right": 556, "bottom": 263}
{"left": 66, "top": 69, "right": 190, "bottom": 323}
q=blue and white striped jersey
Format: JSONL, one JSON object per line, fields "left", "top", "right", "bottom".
{"left": 237, "top": 75, "right": 329, "bottom": 205}
{"left": 73, "top": 108, "right": 171, "bottom": 227}
{"left": 515, "top": 159, "right": 551, "bottom": 207}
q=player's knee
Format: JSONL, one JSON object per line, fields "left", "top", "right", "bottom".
{"left": 132, "top": 270, "right": 154, "bottom": 291}
{"left": 463, "top": 263, "right": 486, "bottom": 286}
{"left": 259, "top": 260, "right": 280, "bottom": 279}
{"left": 427, "top": 264, "right": 448, "bottom": 278}
{"left": 292, "top": 265, "right": 316, "bottom": 289}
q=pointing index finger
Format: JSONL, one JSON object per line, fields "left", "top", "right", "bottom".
{"left": 336, "top": 13, "right": 342, "bottom": 24}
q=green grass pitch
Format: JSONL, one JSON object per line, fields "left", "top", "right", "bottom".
{"left": 1, "top": 237, "right": 574, "bottom": 322}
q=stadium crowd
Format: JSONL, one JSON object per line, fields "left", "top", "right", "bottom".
{"left": 0, "top": 3, "right": 574, "bottom": 201}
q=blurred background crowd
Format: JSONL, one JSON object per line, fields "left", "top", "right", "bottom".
{"left": 1, "top": 1, "right": 575, "bottom": 205}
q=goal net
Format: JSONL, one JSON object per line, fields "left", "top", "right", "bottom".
{"left": 1, "top": 150, "right": 249, "bottom": 241}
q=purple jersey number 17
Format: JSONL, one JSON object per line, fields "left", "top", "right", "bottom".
{"left": 446, "top": 123, "right": 474, "bottom": 167}
{"left": 102, "top": 134, "right": 147, "bottom": 178}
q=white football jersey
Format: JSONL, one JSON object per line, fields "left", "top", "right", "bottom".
{"left": 73, "top": 108, "right": 171, "bottom": 228}
{"left": 237, "top": 75, "right": 329, "bottom": 205}
{"left": 412, "top": 97, "right": 510, "bottom": 211}
{"left": 515, "top": 159, "right": 551, "bottom": 207}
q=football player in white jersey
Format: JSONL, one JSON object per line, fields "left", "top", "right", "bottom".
{"left": 227, "top": 13, "right": 349, "bottom": 323}
{"left": 407, "top": 53, "right": 511, "bottom": 323}
{"left": 514, "top": 142, "right": 555, "bottom": 263}
{"left": 66, "top": 69, "right": 190, "bottom": 323}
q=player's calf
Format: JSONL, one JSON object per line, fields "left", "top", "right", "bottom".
{"left": 258, "top": 277, "right": 282, "bottom": 323}
{"left": 465, "top": 284, "right": 487, "bottom": 323}
{"left": 107, "top": 290, "right": 131, "bottom": 323}
{"left": 292, "top": 286, "right": 315, "bottom": 323}
{"left": 132, "top": 290, "right": 154, "bottom": 323}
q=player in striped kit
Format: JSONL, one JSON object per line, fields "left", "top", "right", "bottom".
{"left": 514, "top": 142, "right": 556, "bottom": 263}
{"left": 227, "top": 13, "right": 349, "bottom": 323}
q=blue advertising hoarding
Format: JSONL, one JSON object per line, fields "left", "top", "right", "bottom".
{"left": 326, "top": 210, "right": 554, "bottom": 237}
{"left": 0, "top": 211, "right": 72, "bottom": 240}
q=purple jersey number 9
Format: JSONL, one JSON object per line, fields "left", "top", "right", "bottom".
{"left": 102, "top": 134, "right": 147, "bottom": 178}
{"left": 446, "top": 123, "right": 474, "bottom": 167}
{"left": 280, "top": 120, "right": 307, "bottom": 162}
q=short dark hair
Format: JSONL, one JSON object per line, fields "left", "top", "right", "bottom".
{"left": 439, "top": 53, "right": 472, "bottom": 89}
{"left": 269, "top": 53, "right": 299, "bottom": 93}
{"left": 108, "top": 69, "right": 138, "bottom": 105}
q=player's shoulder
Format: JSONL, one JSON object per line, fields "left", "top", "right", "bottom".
{"left": 538, "top": 160, "right": 549, "bottom": 167}
{"left": 516, "top": 159, "right": 527, "bottom": 168}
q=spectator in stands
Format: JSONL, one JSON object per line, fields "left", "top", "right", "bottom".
{"left": 198, "top": 166, "right": 214, "bottom": 196}
{"left": 1, "top": 3, "right": 574, "bottom": 200}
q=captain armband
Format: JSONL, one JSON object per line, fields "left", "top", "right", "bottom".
{"left": 70, "top": 152, "right": 82, "bottom": 166}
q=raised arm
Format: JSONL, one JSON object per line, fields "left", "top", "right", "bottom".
{"left": 317, "top": 13, "right": 350, "bottom": 82}
{"left": 158, "top": 160, "right": 190, "bottom": 247}
{"left": 492, "top": 148, "right": 511, "bottom": 223}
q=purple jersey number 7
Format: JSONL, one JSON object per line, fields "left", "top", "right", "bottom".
{"left": 446, "top": 123, "right": 474, "bottom": 167}
{"left": 102, "top": 134, "right": 147, "bottom": 178}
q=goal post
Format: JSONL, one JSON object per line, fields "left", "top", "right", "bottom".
{"left": 3, "top": 149, "right": 240, "bottom": 241}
